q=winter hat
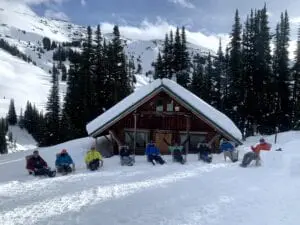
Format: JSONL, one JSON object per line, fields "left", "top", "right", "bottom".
{"left": 61, "top": 149, "right": 67, "bottom": 154}
{"left": 259, "top": 138, "right": 265, "bottom": 143}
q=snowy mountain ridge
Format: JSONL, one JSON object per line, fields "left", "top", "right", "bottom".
{"left": 0, "top": 0, "right": 214, "bottom": 119}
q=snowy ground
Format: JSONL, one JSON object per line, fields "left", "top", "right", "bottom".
{"left": 0, "top": 132, "right": 300, "bottom": 225}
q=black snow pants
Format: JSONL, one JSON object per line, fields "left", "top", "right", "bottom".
{"left": 88, "top": 159, "right": 101, "bottom": 171}
{"left": 241, "top": 152, "right": 258, "bottom": 167}
{"left": 173, "top": 150, "right": 185, "bottom": 164}
{"left": 148, "top": 155, "right": 165, "bottom": 165}
{"left": 57, "top": 164, "right": 72, "bottom": 174}
{"left": 34, "top": 167, "right": 56, "bottom": 177}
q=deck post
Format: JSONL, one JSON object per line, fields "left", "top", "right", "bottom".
{"left": 133, "top": 112, "right": 138, "bottom": 160}
{"left": 185, "top": 114, "right": 191, "bottom": 162}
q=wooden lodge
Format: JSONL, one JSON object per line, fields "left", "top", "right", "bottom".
{"left": 86, "top": 79, "right": 242, "bottom": 156}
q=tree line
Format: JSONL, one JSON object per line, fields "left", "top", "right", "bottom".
{"left": 153, "top": 5, "right": 300, "bottom": 137}
{"left": 39, "top": 24, "right": 135, "bottom": 146}
{"left": 0, "top": 39, "right": 35, "bottom": 64}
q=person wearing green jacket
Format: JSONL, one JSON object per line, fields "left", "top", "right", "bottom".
{"left": 164, "top": 138, "right": 186, "bottom": 164}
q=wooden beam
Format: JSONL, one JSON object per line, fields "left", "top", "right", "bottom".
{"left": 133, "top": 112, "right": 138, "bottom": 159}
{"left": 185, "top": 114, "right": 191, "bottom": 161}
{"left": 208, "top": 134, "right": 221, "bottom": 149}
{"left": 108, "top": 130, "right": 122, "bottom": 148}
{"left": 139, "top": 111, "right": 188, "bottom": 117}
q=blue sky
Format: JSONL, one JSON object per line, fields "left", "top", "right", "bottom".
{"left": 27, "top": 0, "right": 300, "bottom": 36}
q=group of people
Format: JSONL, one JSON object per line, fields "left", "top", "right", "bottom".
{"left": 26, "top": 145, "right": 104, "bottom": 177}
{"left": 25, "top": 137, "right": 271, "bottom": 177}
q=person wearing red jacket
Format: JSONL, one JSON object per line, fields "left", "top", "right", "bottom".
{"left": 26, "top": 150, "right": 56, "bottom": 177}
{"left": 251, "top": 138, "right": 271, "bottom": 165}
{"left": 241, "top": 138, "right": 271, "bottom": 167}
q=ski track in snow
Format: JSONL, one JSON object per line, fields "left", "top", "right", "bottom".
{"left": 0, "top": 163, "right": 229, "bottom": 225}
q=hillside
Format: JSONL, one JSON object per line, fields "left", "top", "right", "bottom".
{"left": 0, "top": 0, "right": 213, "bottom": 118}
{"left": 0, "top": 131, "right": 299, "bottom": 224}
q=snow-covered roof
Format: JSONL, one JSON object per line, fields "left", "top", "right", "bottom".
{"left": 86, "top": 79, "right": 242, "bottom": 143}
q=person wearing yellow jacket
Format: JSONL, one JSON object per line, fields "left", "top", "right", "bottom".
{"left": 85, "top": 145, "right": 103, "bottom": 171}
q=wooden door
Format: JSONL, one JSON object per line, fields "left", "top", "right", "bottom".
{"left": 155, "top": 132, "right": 172, "bottom": 155}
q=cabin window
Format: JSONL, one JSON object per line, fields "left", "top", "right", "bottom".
{"left": 180, "top": 133, "right": 206, "bottom": 152}
{"left": 125, "top": 130, "right": 149, "bottom": 150}
{"left": 156, "top": 99, "right": 163, "bottom": 112}
{"left": 167, "top": 100, "right": 174, "bottom": 112}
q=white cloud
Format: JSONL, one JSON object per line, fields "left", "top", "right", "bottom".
{"left": 80, "top": 0, "right": 86, "bottom": 6}
{"left": 291, "top": 17, "right": 300, "bottom": 24}
{"left": 44, "top": 9, "right": 70, "bottom": 21}
{"left": 101, "top": 19, "right": 229, "bottom": 53}
{"left": 19, "top": 0, "right": 68, "bottom": 5}
{"left": 168, "top": 0, "right": 195, "bottom": 9}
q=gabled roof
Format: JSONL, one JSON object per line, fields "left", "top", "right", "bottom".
{"left": 86, "top": 79, "right": 243, "bottom": 144}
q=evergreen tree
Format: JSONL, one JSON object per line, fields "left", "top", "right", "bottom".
{"left": 44, "top": 64, "right": 60, "bottom": 145}
{"left": 19, "top": 108, "right": 24, "bottom": 129}
{"left": 108, "top": 25, "right": 133, "bottom": 107}
{"left": 177, "top": 26, "right": 190, "bottom": 87}
{"left": 61, "top": 64, "right": 67, "bottom": 81}
{"left": 0, "top": 118, "right": 7, "bottom": 154}
{"left": 93, "top": 25, "right": 106, "bottom": 118}
{"left": 211, "top": 39, "right": 224, "bottom": 110}
{"left": 190, "top": 54, "right": 206, "bottom": 99}
{"left": 153, "top": 52, "right": 164, "bottom": 79}
{"left": 273, "top": 11, "right": 291, "bottom": 130}
{"left": 162, "top": 33, "right": 171, "bottom": 78}
{"left": 173, "top": 27, "right": 182, "bottom": 74}
{"left": 42, "top": 37, "right": 51, "bottom": 51}
{"left": 292, "top": 27, "right": 300, "bottom": 125}
{"left": 7, "top": 99, "right": 17, "bottom": 125}
{"left": 228, "top": 9, "right": 244, "bottom": 127}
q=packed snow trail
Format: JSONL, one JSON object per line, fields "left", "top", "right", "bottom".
{"left": 0, "top": 132, "right": 300, "bottom": 225}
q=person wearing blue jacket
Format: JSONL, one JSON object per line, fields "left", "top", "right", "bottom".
{"left": 145, "top": 141, "right": 165, "bottom": 165}
{"left": 220, "top": 139, "right": 239, "bottom": 162}
{"left": 55, "top": 149, "right": 75, "bottom": 174}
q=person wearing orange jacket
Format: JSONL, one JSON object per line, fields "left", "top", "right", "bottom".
{"left": 240, "top": 138, "right": 271, "bottom": 167}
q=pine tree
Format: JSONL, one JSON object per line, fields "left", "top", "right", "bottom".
{"left": 211, "top": 39, "right": 224, "bottom": 110}
{"left": 190, "top": 54, "right": 206, "bottom": 99}
{"left": 173, "top": 27, "right": 182, "bottom": 74}
{"left": 162, "top": 33, "right": 171, "bottom": 79}
{"left": 7, "top": 99, "right": 17, "bottom": 125}
{"left": 154, "top": 52, "right": 164, "bottom": 79}
{"left": 177, "top": 26, "right": 190, "bottom": 87}
{"left": 61, "top": 64, "right": 67, "bottom": 81}
{"left": 45, "top": 64, "right": 60, "bottom": 145}
{"left": 92, "top": 24, "right": 106, "bottom": 119}
{"left": 108, "top": 25, "right": 132, "bottom": 107}
{"left": 228, "top": 9, "right": 243, "bottom": 127}
{"left": 273, "top": 11, "right": 291, "bottom": 131}
{"left": 42, "top": 37, "right": 51, "bottom": 51}
{"left": 0, "top": 118, "right": 7, "bottom": 154}
{"left": 19, "top": 108, "right": 24, "bottom": 129}
{"left": 292, "top": 27, "right": 300, "bottom": 125}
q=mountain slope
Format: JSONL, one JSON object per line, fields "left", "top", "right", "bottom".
{"left": 0, "top": 0, "right": 214, "bottom": 118}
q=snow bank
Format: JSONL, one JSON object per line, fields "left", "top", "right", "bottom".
{"left": 0, "top": 131, "right": 300, "bottom": 225}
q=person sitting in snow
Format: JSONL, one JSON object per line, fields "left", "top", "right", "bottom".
{"left": 220, "top": 139, "right": 239, "bottom": 162}
{"left": 197, "top": 143, "right": 212, "bottom": 163}
{"left": 240, "top": 138, "right": 271, "bottom": 167}
{"left": 120, "top": 146, "right": 134, "bottom": 166}
{"left": 26, "top": 150, "right": 56, "bottom": 177}
{"left": 85, "top": 145, "right": 103, "bottom": 171}
{"left": 164, "top": 138, "right": 186, "bottom": 164}
{"left": 55, "top": 149, "right": 75, "bottom": 174}
{"left": 145, "top": 140, "right": 165, "bottom": 165}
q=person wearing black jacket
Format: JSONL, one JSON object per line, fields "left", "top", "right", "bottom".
{"left": 120, "top": 146, "right": 134, "bottom": 166}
